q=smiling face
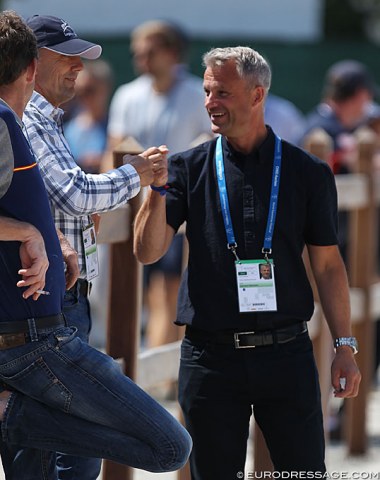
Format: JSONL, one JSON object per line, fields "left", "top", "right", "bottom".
{"left": 203, "top": 59, "right": 263, "bottom": 150}
{"left": 35, "top": 48, "right": 83, "bottom": 107}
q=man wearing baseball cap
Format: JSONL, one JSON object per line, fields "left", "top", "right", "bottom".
{"left": 6, "top": 14, "right": 166, "bottom": 480}
{"left": 0, "top": 10, "right": 190, "bottom": 480}
{"left": 27, "top": 14, "right": 102, "bottom": 59}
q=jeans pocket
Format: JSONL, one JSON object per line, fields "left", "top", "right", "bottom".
{"left": 53, "top": 326, "right": 78, "bottom": 349}
{"left": 63, "top": 289, "right": 79, "bottom": 308}
{"left": 0, "top": 356, "right": 72, "bottom": 412}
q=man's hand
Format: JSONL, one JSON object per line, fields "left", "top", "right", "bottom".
{"left": 17, "top": 227, "right": 49, "bottom": 300}
{"left": 150, "top": 145, "right": 169, "bottom": 187}
{"left": 307, "top": 244, "right": 362, "bottom": 398}
{"left": 331, "top": 348, "right": 361, "bottom": 398}
{"left": 123, "top": 145, "right": 169, "bottom": 187}
{"left": 56, "top": 229, "right": 80, "bottom": 290}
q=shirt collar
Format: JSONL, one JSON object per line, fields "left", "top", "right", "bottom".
{"left": 0, "top": 98, "right": 23, "bottom": 128}
{"left": 222, "top": 126, "right": 275, "bottom": 164}
{"left": 29, "top": 91, "right": 65, "bottom": 124}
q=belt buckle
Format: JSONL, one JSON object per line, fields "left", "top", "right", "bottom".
{"left": 234, "top": 331, "right": 256, "bottom": 349}
{"left": 0, "top": 333, "right": 26, "bottom": 350}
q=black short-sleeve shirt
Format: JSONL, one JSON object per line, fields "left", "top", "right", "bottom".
{"left": 166, "top": 127, "right": 338, "bottom": 332}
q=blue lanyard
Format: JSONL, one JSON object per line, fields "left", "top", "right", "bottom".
{"left": 215, "top": 134, "right": 282, "bottom": 261}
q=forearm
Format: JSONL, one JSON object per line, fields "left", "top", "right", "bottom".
{"left": 314, "top": 262, "right": 352, "bottom": 339}
{"left": 0, "top": 217, "right": 41, "bottom": 242}
{"left": 43, "top": 166, "right": 140, "bottom": 216}
{"left": 134, "top": 189, "right": 174, "bottom": 264}
{"left": 308, "top": 244, "right": 351, "bottom": 338}
{"left": 309, "top": 244, "right": 361, "bottom": 397}
{"left": 56, "top": 228, "right": 79, "bottom": 290}
{"left": 0, "top": 217, "right": 49, "bottom": 299}
{"left": 28, "top": 124, "right": 140, "bottom": 215}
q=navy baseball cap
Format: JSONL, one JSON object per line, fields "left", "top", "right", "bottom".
{"left": 26, "top": 15, "right": 102, "bottom": 60}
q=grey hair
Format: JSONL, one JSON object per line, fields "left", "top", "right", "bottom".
{"left": 202, "top": 46, "right": 271, "bottom": 92}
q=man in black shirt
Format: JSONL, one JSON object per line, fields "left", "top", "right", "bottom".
{"left": 134, "top": 46, "right": 361, "bottom": 479}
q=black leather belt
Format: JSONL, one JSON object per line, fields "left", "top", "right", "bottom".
{"left": 185, "top": 322, "right": 308, "bottom": 349}
{"left": 0, "top": 313, "right": 66, "bottom": 350}
{"left": 67, "top": 278, "right": 91, "bottom": 297}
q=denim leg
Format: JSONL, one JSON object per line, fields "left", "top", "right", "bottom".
{"left": 0, "top": 439, "right": 58, "bottom": 480}
{"left": 3, "top": 437, "right": 100, "bottom": 480}
{"left": 0, "top": 327, "right": 192, "bottom": 472}
{"left": 56, "top": 454, "right": 101, "bottom": 480}
{"left": 56, "top": 286, "right": 102, "bottom": 479}
{"left": 63, "top": 283, "right": 92, "bottom": 343}
{"left": 0, "top": 287, "right": 101, "bottom": 480}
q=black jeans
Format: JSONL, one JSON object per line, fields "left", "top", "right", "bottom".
{"left": 178, "top": 330, "right": 326, "bottom": 480}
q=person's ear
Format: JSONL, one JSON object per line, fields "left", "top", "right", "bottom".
{"left": 25, "top": 58, "right": 37, "bottom": 84}
{"left": 252, "top": 86, "right": 265, "bottom": 106}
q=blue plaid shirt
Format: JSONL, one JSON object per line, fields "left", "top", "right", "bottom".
{"left": 23, "top": 91, "right": 140, "bottom": 276}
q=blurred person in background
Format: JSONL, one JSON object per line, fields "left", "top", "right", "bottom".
{"left": 300, "top": 60, "right": 377, "bottom": 263}
{"left": 64, "top": 59, "right": 114, "bottom": 348}
{"left": 265, "top": 92, "right": 305, "bottom": 144}
{"left": 300, "top": 60, "right": 377, "bottom": 441}
{"left": 106, "top": 19, "right": 213, "bottom": 352}
{"left": 300, "top": 60, "right": 376, "bottom": 175}
{"left": 65, "top": 59, "right": 113, "bottom": 174}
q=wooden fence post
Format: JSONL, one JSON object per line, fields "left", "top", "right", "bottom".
{"left": 102, "top": 138, "right": 144, "bottom": 480}
{"left": 345, "top": 127, "right": 377, "bottom": 454}
{"left": 303, "top": 127, "right": 334, "bottom": 163}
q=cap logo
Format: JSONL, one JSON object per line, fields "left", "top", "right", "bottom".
{"left": 61, "top": 21, "right": 76, "bottom": 37}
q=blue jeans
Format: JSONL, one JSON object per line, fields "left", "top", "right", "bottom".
{"left": 57, "top": 282, "right": 101, "bottom": 479}
{"left": 0, "top": 324, "right": 191, "bottom": 477}
{"left": 57, "top": 284, "right": 101, "bottom": 479}
{"left": 63, "top": 279, "right": 92, "bottom": 342}
{"left": 0, "top": 283, "right": 101, "bottom": 479}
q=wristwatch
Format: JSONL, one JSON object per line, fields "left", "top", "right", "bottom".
{"left": 334, "top": 337, "right": 358, "bottom": 355}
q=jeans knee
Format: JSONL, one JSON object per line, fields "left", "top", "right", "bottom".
{"left": 158, "top": 425, "right": 192, "bottom": 472}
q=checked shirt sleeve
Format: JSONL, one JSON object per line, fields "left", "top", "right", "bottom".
{"left": 23, "top": 102, "right": 140, "bottom": 216}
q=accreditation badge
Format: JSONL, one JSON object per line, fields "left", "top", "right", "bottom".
{"left": 235, "top": 259, "right": 277, "bottom": 312}
{"left": 82, "top": 222, "right": 99, "bottom": 281}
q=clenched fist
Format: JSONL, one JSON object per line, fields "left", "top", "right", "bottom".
{"left": 123, "top": 145, "right": 169, "bottom": 187}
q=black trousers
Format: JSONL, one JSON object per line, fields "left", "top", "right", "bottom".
{"left": 178, "top": 330, "right": 326, "bottom": 480}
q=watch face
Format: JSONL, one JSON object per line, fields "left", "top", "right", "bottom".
{"left": 335, "top": 337, "right": 358, "bottom": 354}
{"left": 348, "top": 338, "right": 358, "bottom": 354}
